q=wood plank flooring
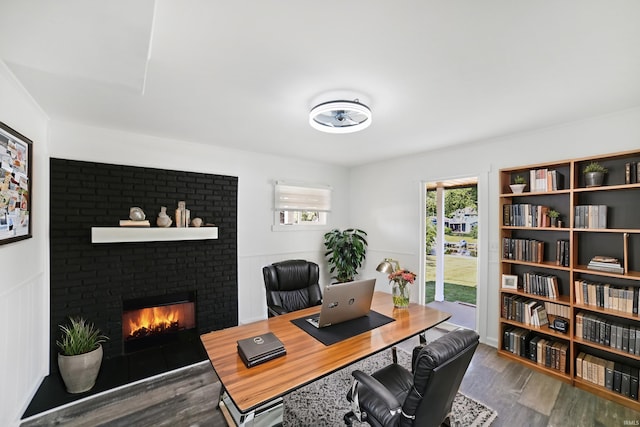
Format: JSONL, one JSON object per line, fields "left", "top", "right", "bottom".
{"left": 23, "top": 326, "right": 640, "bottom": 426}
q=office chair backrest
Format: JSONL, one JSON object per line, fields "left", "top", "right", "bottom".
{"left": 400, "top": 329, "right": 479, "bottom": 427}
{"left": 263, "top": 259, "right": 322, "bottom": 315}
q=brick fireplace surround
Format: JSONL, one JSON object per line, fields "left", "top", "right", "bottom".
{"left": 23, "top": 158, "right": 238, "bottom": 419}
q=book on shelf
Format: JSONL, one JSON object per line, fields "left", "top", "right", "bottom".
{"left": 625, "top": 162, "right": 640, "bottom": 184}
{"left": 502, "top": 238, "right": 545, "bottom": 263}
{"left": 574, "top": 205, "right": 607, "bottom": 229}
{"left": 528, "top": 168, "right": 564, "bottom": 192}
{"left": 574, "top": 280, "right": 637, "bottom": 313}
{"left": 502, "top": 326, "right": 568, "bottom": 373}
{"left": 556, "top": 239, "right": 569, "bottom": 267}
{"left": 502, "top": 204, "right": 553, "bottom": 227}
{"left": 587, "top": 255, "right": 624, "bottom": 274}
{"left": 119, "top": 219, "right": 151, "bottom": 227}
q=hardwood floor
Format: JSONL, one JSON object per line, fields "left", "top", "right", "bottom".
{"left": 25, "top": 324, "right": 638, "bottom": 426}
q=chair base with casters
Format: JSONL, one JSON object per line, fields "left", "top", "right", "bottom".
{"left": 344, "top": 328, "right": 480, "bottom": 427}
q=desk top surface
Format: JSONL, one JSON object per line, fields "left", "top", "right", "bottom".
{"left": 200, "top": 291, "right": 451, "bottom": 412}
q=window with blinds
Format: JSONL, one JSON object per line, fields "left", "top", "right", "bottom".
{"left": 273, "top": 182, "right": 331, "bottom": 228}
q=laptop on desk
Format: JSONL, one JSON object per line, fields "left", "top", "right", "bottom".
{"left": 306, "top": 278, "right": 376, "bottom": 328}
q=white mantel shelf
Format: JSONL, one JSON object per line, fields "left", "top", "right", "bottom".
{"left": 91, "top": 227, "right": 219, "bottom": 243}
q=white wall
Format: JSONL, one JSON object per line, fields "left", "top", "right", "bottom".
{"left": 350, "top": 107, "right": 640, "bottom": 347}
{"left": 48, "top": 121, "right": 351, "bottom": 324}
{"left": 0, "top": 64, "right": 49, "bottom": 425}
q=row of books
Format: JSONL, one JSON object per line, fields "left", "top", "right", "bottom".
{"left": 555, "top": 240, "right": 570, "bottom": 267}
{"left": 576, "top": 353, "right": 639, "bottom": 400}
{"left": 625, "top": 161, "right": 640, "bottom": 185}
{"left": 576, "top": 312, "right": 640, "bottom": 356}
{"left": 502, "top": 204, "right": 554, "bottom": 228}
{"left": 574, "top": 280, "right": 639, "bottom": 314}
{"left": 574, "top": 205, "right": 607, "bottom": 229}
{"left": 528, "top": 169, "right": 564, "bottom": 192}
{"left": 587, "top": 255, "right": 625, "bottom": 274}
{"left": 521, "top": 272, "right": 560, "bottom": 299}
{"left": 502, "top": 238, "right": 544, "bottom": 263}
{"left": 501, "top": 295, "right": 549, "bottom": 326}
{"left": 502, "top": 327, "right": 568, "bottom": 373}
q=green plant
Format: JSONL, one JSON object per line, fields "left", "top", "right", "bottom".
{"left": 583, "top": 162, "right": 608, "bottom": 174}
{"left": 56, "top": 317, "right": 108, "bottom": 356}
{"left": 513, "top": 175, "right": 526, "bottom": 184}
{"left": 548, "top": 209, "right": 560, "bottom": 219}
{"left": 323, "top": 228, "right": 368, "bottom": 283}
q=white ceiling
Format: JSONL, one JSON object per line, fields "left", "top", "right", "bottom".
{"left": 1, "top": 1, "right": 639, "bottom": 167}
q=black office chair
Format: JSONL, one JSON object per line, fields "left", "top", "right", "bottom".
{"left": 262, "top": 259, "right": 323, "bottom": 317}
{"left": 344, "top": 328, "right": 480, "bottom": 427}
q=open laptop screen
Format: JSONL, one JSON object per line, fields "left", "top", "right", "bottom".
{"left": 307, "top": 278, "right": 376, "bottom": 328}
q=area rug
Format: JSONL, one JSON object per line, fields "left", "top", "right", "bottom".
{"left": 283, "top": 345, "right": 497, "bottom": 426}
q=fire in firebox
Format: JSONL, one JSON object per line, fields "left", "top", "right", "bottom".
{"left": 123, "top": 302, "right": 196, "bottom": 341}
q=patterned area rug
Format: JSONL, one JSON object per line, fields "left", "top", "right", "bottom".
{"left": 283, "top": 346, "right": 497, "bottom": 426}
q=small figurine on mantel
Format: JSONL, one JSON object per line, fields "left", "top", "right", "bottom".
{"left": 175, "top": 201, "right": 190, "bottom": 228}
{"left": 119, "top": 207, "right": 150, "bottom": 227}
{"left": 191, "top": 217, "right": 203, "bottom": 227}
{"left": 157, "top": 206, "right": 172, "bottom": 228}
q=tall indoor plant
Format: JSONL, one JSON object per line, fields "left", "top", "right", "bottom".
{"left": 323, "top": 228, "right": 368, "bottom": 283}
{"left": 56, "top": 316, "right": 109, "bottom": 393}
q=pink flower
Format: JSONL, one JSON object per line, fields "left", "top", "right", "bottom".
{"left": 388, "top": 269, "right": 416, "bottom": 285}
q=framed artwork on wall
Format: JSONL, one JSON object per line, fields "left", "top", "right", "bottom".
{"left": 0, "top": 121, "right": 32, "bottom": 245}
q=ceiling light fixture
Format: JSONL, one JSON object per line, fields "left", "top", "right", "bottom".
{"left": 309, "top": 99, "right": 372, "bottom": 134}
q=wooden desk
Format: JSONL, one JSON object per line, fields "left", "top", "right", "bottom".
{"left": 200, "top": 291, "right": 451, "bottom": 425}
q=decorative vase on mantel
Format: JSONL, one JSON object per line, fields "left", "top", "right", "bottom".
{"left": 392, "top": 283, "right": 410, "bottom": 308}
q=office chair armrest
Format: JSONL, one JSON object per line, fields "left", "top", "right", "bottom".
{"left": 268, "top": 305, "right": 288, "bottom": 317}
{"left": 352, "top": 370, "right": 402, "bottom": 410}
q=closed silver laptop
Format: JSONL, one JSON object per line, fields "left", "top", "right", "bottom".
{"left": 306, "top": 278, "right": 376, "bottom": 328}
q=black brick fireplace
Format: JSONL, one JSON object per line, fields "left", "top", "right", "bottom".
{"left": 48, "top": 158, "right": 238, "bottom": 371}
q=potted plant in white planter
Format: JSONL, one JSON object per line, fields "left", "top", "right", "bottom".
{"left": 583, "top": 162, "right": 608, "bottom": 187}
{"left": 56, "top": 317, "right": 109, "bottom": 393}
{"left": 510, "top": 175, "right": 526, "bottom": 194}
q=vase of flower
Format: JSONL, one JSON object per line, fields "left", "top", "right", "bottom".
{"left": 388, "top": 268, "right": 416, "bottom": 309}
{"left": 392, "top": 282, "right": 410, "bottom": 308}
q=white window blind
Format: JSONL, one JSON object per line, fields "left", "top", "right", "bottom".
{"left": 274, "top": 182, "right": 332, "bottom": 212}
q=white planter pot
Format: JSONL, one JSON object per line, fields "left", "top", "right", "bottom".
{"left": 58, "top": 345, "right": 103, "bottom": 393}
{"left": 509, "top": 184, "right": 526, "bottom": 194}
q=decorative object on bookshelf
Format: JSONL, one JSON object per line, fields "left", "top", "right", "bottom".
{"left": 156, "top": 206, "right": 172, "bottom": 228}
{"left": 548, "top": 209, "right": 560, "bottom": 227}
{"left": 129, "top": 207, "right": 146, "bottom": 221}
{"left": 119, "top": 219, "right": 150, "bottom": 227}
{"left": 510, "top": 175, "right": 526, "bottom": 194}
{"left": 583, "top": 161, "right": 608, "bottom": 187}
{"left": 191, "top": 217, "right": 203, "bottom": 227}
{"left": 550, "top": 318, "right": 569, "bottom": 333}
{"left": 501, "top": 274, "right": 518, "bottom": 289}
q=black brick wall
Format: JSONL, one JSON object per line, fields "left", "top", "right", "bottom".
{"left": 49, "top": 158, "right": 238, "bottom": 370}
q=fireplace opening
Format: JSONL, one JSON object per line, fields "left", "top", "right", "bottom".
{"left": 122, "top": 291, "right": 197, "bottom": 353}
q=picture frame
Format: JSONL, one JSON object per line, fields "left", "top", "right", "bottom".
{"left": 0, "top": 121, "right": 32, "bottom": 245}
{"left": 501, "top": 274, "right": 518, "bottom": 290}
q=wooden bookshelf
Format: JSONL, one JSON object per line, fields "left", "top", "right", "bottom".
{"left": 498, "top": 149, "right": 640, "bottom": 410}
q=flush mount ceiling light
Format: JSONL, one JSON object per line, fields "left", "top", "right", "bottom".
{"left": 309, "top": 99, "right": 372, "bottom": 134}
